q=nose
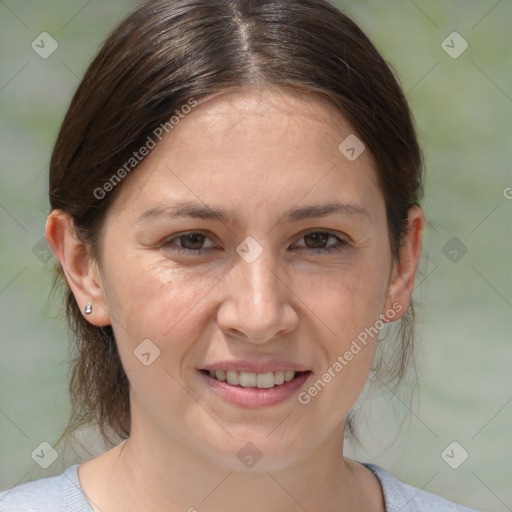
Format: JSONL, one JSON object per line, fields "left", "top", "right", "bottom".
{"left": 216, "top": 245, "right": 299, "bottom": 344}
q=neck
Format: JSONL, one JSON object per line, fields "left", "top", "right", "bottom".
{"left": 96, "top": 415, "right": 383, "bottom": 512}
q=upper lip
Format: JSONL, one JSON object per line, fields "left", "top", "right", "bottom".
{"left": 201, "top": 360, "right": 312, "bottom": 373}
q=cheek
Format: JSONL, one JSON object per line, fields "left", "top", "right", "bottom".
{"left": 101, "top": 260, "right": 221, "bottom": 421}
{"left": 296, "top": 254, "right": 390, "bottom": 337}
{"left": 308, "top": 276, "right": 382, "bottom": 372}
{"left": 102, "top": 253, "right": 225, "bottom": 361}
{"left": 293, "top": 256, "right": 389, "bottom": 400}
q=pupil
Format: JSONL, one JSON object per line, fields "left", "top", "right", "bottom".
{"left": 183, "top": 233, "right": 204, "bottom": 249}
{"left": 305, "top": 232, "right": 327, "bottom": 248}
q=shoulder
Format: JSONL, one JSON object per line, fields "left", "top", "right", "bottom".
{"left": 0, "top": 465, "right": 92, "bottom": 512}
{"left": 363, "top": 463, "right": 479, "bottom": 512}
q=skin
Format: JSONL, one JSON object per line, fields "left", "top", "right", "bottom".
{"left": 46, "top": 86, "right": 424, "bottom": 512}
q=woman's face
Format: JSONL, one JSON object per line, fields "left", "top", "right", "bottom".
{"left": 89, "top": 87, "right": 409, "bottom": 470}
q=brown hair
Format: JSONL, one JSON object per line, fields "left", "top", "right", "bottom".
{"left": 50, "top": 0, "right": 423, "bottom": 448}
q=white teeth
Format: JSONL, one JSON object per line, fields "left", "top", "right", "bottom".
{"left": 238, "top": 372, "right": 257, "bottom": 387}
{"left": 256, "top": 372, "right": 275, "bottom": 388}
{"left": 284, "top": 370, "right": 295, "bottom": 382}
{"left": 208, "top": 369, "right": 298, "bottom": 388}
{"left": 226, "top": 370, "right": 239, "bottom": 385}
{"left": 274, "top": 371, "right": 285, "bottom": 385}
{"left": 215, "top": 369, "right": 226, "bottom": 381}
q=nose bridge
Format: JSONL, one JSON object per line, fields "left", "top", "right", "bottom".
{"left": 217, "top": 239, "right": 297, "bottom": 342}
{"left": 237, "top": 243, "right": 282, "bottom": 316}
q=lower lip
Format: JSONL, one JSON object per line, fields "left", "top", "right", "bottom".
{"left": 199, "top": 371, "right": 311, "bottom": 408}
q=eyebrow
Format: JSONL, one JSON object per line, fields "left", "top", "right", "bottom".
{"left": 136, "top": 200, "right": 370, "bottom": 226}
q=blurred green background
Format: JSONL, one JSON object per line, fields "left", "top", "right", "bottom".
{"left": 0, "top": 1, "right": 510, "bottom": 510}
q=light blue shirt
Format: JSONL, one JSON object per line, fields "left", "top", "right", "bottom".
{"left": 0, "top": 462, "right": 478, "bottom": 511}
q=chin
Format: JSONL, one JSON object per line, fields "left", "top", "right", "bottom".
{"left": 200, "top": 431, "right": 307, "bottom": 473}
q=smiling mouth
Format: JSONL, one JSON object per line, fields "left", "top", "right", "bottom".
{"left": 200, "top": 369, "right": 310, "bottom": 389}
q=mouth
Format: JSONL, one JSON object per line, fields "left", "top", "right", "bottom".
{"left": 198, "top": 368, "right": 312, "bottom": 407}
{"left": 201, "top": 369, "right": 309, "bottom": 388}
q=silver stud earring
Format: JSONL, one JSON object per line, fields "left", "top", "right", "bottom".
{"left": 84, "top": 303, "right": 92, "bottom": 315}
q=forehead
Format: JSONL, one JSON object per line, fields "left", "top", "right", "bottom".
{"left": 168, "top": 86, "right": 368, "bottom": 156}
{"left": 106, "top": 86, "right": 381, "bottom": 223}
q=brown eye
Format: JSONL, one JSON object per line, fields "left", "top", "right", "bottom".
{"left": 294, "top": 231, "right": 349, "bottom": 254}
{"left": 177, "top": 233, "right": 207, "bottom": 250}
{"left": 304, "top": 232, "right": 330, "bottom": 248}
{"left": 163, "top": 231, "right": 216, "bottom": 254}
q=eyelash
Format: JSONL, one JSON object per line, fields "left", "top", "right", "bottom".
{"left": 162, "top": 230, "right": 350, "bottom": 255}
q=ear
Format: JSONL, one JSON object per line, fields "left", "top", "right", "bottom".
{"left": 382, "top": 205, "right": 425, "bottom": 321}
{"left": 45, "top": 209, "right": 111, "bottom": 326}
